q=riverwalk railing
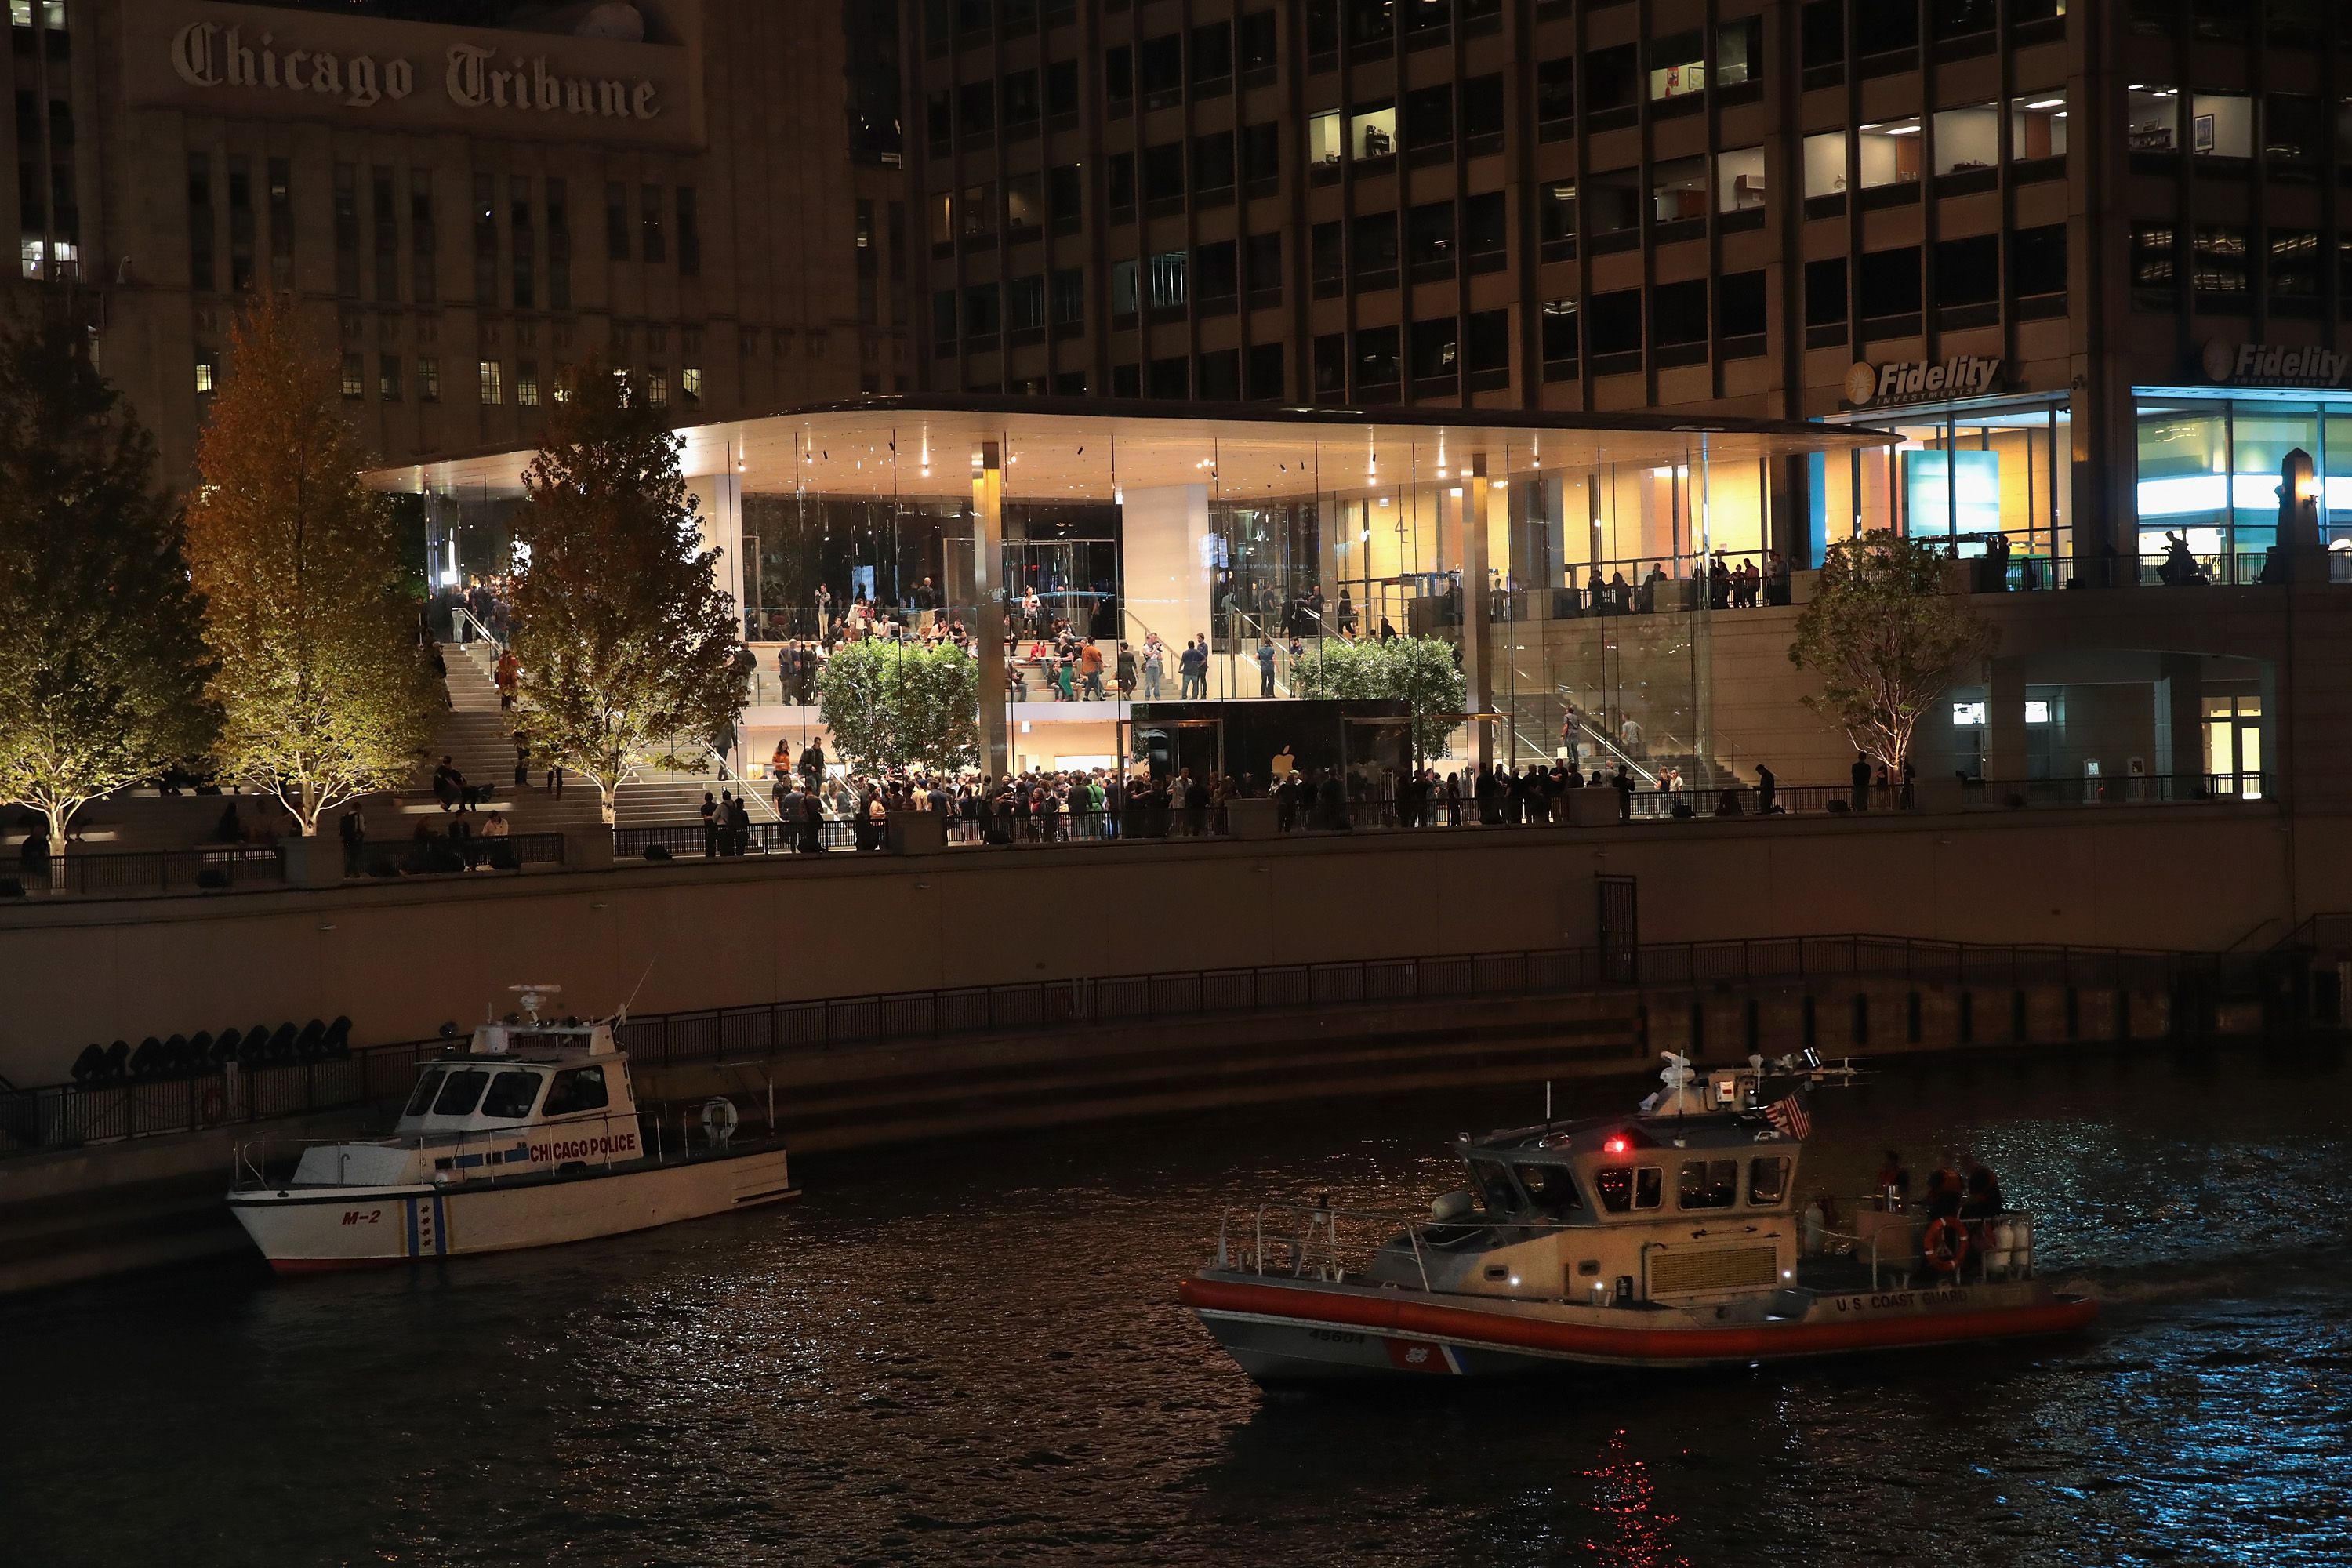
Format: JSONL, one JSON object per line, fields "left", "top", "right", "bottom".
{"left": 0, "top": 929, "right": 2234, "bottom": 1161}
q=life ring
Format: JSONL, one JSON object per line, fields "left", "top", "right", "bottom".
{"left": 1922, "top": 1215, "right": 1971, "bottom": 1276}
{"left": 200, "top": 1085, "right": 225, "bottom": 1123}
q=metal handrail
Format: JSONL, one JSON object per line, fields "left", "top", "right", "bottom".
{"left": 448, "top": 605, "right": 506, "bottom": 649}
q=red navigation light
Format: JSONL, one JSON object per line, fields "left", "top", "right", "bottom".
{"left": 1604, "top": 1135, "right": 1629, "bottom": 1155}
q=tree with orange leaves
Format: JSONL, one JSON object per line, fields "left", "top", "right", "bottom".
{"left": 181, "top": 295, "right": 435, "bottom": 836}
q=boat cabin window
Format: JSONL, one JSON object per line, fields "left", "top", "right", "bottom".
{"left": 1467, "top": 1159, "right": 1524, "bottom": 1214}
{"left": 1515, "top": 1162, "right": 1584, "bottom": 1216}
{"left": 542, "top": 1065, "right": 609, "bottom": 1116}
{"left": 1677, "top": 1159, "right": 1739, "bottom": 1210}
{"left": 1594, "top": 1165, "right": 1664, "bottom": 1213}
{"left": 1748, "top": 1156, "right": 1791, "bottom": 1206}
{"left": 480, "top": 1070, "right": 545, "bottom": 1120}
{"left": 430, "top": 1069, "right": 491, "bottom": 1117}
{"left": 403, "top": 1069, "right": 447, "bottom": 1118}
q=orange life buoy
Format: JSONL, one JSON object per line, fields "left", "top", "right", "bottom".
{"left": 200, "top": 1084, "right": 224, "bottom": 1123}
{"left": 1922, "top": 1215, "right": 1970, "bottom": 1276}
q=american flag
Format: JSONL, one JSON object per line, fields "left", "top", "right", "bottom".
{"left": 1763, "top": 1093, "right": 1812, "bottom": 1140}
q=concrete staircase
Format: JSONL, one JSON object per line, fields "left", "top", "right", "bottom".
{"left": 354, "top": 643, "right": 604, "bottom": 846}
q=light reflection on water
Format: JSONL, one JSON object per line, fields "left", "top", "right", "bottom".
{"left": 5, "top": 1045, "right": 2350, "bottom": 1566}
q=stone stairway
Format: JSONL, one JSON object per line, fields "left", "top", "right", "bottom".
{"left": 354, "top": 643, "right": 604, "bottom": 844}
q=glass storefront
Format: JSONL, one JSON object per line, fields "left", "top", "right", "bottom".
{"left": 2132, "top": 393, "right": 2352, "bottom": 585}
{"left": 1823, "top": 396, "right": 2072, "bottom": 587}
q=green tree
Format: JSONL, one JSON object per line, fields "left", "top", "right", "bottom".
{"left": 0, "top": 308, "right": 215, "bottom": 862}
{"left": 182, "top": 294, "right": 436, "bottom": 835}
{"left": 511, "top": 361, "right": 749, "bottom": 824}
{"left": 1790, "top": 529, "right": 1996, "bottom": 774}
{"left": 1293, "top": 634, "right": 1469, "bottom": 762}
{"left": 817, "top": 638, "right": 980, "bottom": 779}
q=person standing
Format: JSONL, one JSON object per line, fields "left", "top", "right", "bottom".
{"left": 1850, "top": 752, "right": 1872, "bottom": 813}
{"left": 339, "top": 807, "right": 367, "bottom": 877}
{"left": 1115, "top": 641, "right": 1137, "bottom": 699}
{"left": 1755, "top": 761, "right": 1777, "bottom": 815}
{"left": 701, "top": 791, "right": 720, "bottom": 857}
{"left": 1141, "top": 637, "right": 1164, "bottom": 699}
{"left": 1256, "top": 637, "right": 1277, "bottom": 698}
{"left": 1080, "top": 641, "right": 1106, "bottom": 699}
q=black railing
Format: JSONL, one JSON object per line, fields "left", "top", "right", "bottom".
{"left": 0, "top": 928, "right": 2240, "bottom": 1160}
{"left": 3, "top": 845, "right": 285, "bottom": 898}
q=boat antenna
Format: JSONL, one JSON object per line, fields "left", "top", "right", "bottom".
{"left": 1544, "top": 1080, "right": 1553, "bottom": 1125}
{"left": 616, "top": 959, "right": 656, "bottom": 1024}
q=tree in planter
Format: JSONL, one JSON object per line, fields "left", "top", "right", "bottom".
{"left": 816, "top": 639, "right": 981, "bottom": 779}
{"left": 510, "top": 361, "right": 749, "bottom": 825}
{"left": 0, "top": 310, "right": 216, "bottom": 863}
{"left": 1292, "top": 633, "right": 1469, "bottom": 764}
{"left": 1790, "top": 529, "right": 1997, "bottom": 775}
{"left": 182, "top": 294, "right": 437, "bottom": 835}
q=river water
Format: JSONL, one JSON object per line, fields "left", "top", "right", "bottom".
{"left": 8, "top": 1045, "right": 2351, "bottom": 1567}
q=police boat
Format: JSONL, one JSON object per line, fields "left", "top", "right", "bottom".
{"left": 227, "top": 985, "right": 797, "bottom": 1272}
{"left": 1178, "top": 1051, "right": 2096, "bottom": 1382}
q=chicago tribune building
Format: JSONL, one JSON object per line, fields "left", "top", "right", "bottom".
{"left": 16, "top": 0, "right": 910, "bottom": 476}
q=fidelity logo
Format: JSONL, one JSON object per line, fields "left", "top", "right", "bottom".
{"left": 2201, "top": 340, "right": 2350, "bottom": 387}
{"left": 1844, "top": 357, "right": 2003, "bottom": 407}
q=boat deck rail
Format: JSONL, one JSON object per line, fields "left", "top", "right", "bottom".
{"left": 1806, "top": 1198, "right": 2043, "bottom": 1290}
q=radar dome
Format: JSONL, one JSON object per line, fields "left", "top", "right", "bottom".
{"left": 575, "top": 3, "right": 646, "bottom": 42}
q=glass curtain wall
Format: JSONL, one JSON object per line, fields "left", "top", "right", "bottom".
{"left": 2134, "top": 396, "right": 2352, "bottom": 583}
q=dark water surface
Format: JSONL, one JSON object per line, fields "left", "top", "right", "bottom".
{"left": 9, "top": 1045, "right": 2352, "bottom": 1567}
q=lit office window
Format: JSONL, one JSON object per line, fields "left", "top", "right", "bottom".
{"left": 478, "top": 358, "right": 503, "bottom": 405}
{"left": 339, "top": 353, "right": 364, "bottom": 398}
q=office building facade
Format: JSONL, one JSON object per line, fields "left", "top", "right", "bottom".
{"left": 9, "top": 0, "right": 909, "bottom": 477}
{"left": 904, "top": 0, "right": 2352, "bottom": 587}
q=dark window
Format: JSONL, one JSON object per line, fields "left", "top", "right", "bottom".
{"left": 1247, "top": 341, "right": 1284, "bottom": 400}
{"left": 1246, "top": 232, "right": 1282, "bottom": 294}
{"left": 1197, "top": 347, "right": 1240, "bottom": 399}
{"left": 964, "top": 281, "right": 1001, "bottom": 336}
{"left": 1585, "top": 44, "right": 1639, "bottom": 114}
{"left": 1540, "top": 180, "right": 1577, "bottom": 245}
{"left": 1241, "top": 122, "right": 1281, "bottom": 183}
{"left": 640, "top": 183, "right": 664, "bottom": 263}
{"left": 2131, "top": 223, "right": 2176, "bottom": 289}
{"left": 933, "top": 288, "right": 957, "bottom": 341}
{"left": 1595, "top": 1166, "right": 1664, "bottom": 1211}
{"left": 1308, "top": 0, "right": 1339, "bottom": 56}
{"left": 1749, "top": 1156, "right": 1791, "bottom": 1206}
{"left": 402, "top": 1068, "right": 446, "bottom": 1118}
{"left": 1140, "top": 33, "right": 1183, "bottom": 103}
{"left": 1588, "top": 287, "right": 1642, "bottom": 355}
{"left": 372, "top": 167, "right": 399, "bottom": 304}
{"left": 605, "top": 181, "right": 628, "bottom": 262}
{"left": 1346, "top": 0, "right": 1392, "bottom": 48}
{"left": 1402, "top": 82, "right": 1452, "bottom": 148}
{"left": 187, "top": 152, "right": 213, "bottom": 292}
{"left": 2267, "top": 94, "right": 2322, "bottom": 164}
{"left": 1859, "top": 246, "right": 1921, "bottom": 318}
{"left": 926, "top": 88, "right": 952, "bottom": 145}
{"left": 1541, "top": 298, "right": 1581, "bottom": 364}
{"left": 1650, "top": 279, "right": 1708, "bottom": 347}
{"left": 1002, "top": 68, "right": 1038, "bottom": 128}
{"left": 467, "top": 170, "right": 492, "bottom": 304}
{"left": 481, "top": 1071, "right": 543, "bottom": 1120}
{"left": 1314, "top": 332, "right": 1347, "bottom": 397}
{"left": 541, "top": 1067, "right": 609, "bottom": 1116}
{"left": 546, "top": 177, "right": 568, "bottom": 309}
{"left": 1051, "top": 267, "right": 1084, "bottom": 325}
{"left": 1239, "top": 9, "right": 1278, "bottom": 70}
{"left": 1932, "top": 0, "right": 1995, "bottom": 37}
{"left": 960, "top": 78, "right": 994, "bottom": 138}
{"left": 1148, "top": 354, "right": 1189, "bottom": 397}
{"left": 1936, "top": 234, "right": 2001, "bottom": 306}
{"left": 1196, "top": 238, "right": 1237, "bottom": 300}
{"left": 1104, "top": 44, "right": 1133, "bottom": 103}
{"left": 1355, "top": 324, "right": 1400, "bottom": 387}
{"left": 1518, "top": 1162, "right": 1582, "bottom": 1214}
{"left": 332, "top": 162, "right": 358, "bottom": 296}
{"left": 1536, "top": 58, "right": 1574, "bottom": 127}
{"left": 1194, "top": 130, "right": 1236, "bottom": 194}
{"left": 1677, "top": 1159, "right": 1740, "bottom": 1210}
{"left": 1462, "top": 191, "right": 1505, "bottom": 259}
{"left": 1045, "top": 59, "right": 1079, "bottom": 117}
{"left": 1412, "top": 315, "right": 1459, "bottom": 379}
{"left": 1191, "top": 20, "right": 1232, "bottom": 85}
{"left": 675, "top": 189, "right": 699, "bottom": 276}
{"left": 1806, "top": 256, "right": 1848, "bottom": 321}
{"left": 1006, "top": 274, "right": 1045, "bottom": 332}
{"left": 270, "top": 158, "right": 296, "bottom": 290}
{"left": 508, "top": 176, "right": 532, "bottom": 310}
{"left": 1461, "top": 74, "right": 1503, "bottom": 141}
{"left": 1718, "top": 270, "right": 1767, "bottom": 336}
{"left": 1800, "top": 0, "right": 1845, "bottom": 67}
{"left": 1406, "top": 199, "right": 1455, "bottom": 267}
{"left": 1108, "top": 152, "right": 1136, "bottom": 212}
{"left": 2011, "top": 223, "right": 2067, "bottom": 296}
{"left": 1143, "top": 142, "right": 1185, "bottom": 204}
{"left": 1351, "top": 209, "right": 1399, "bottom": 281}
{"left": 1856, "top": 2, "right": 1918, "bottom": 55}
{"left": 1048, "top": 164, "right": 1083, "bottom": 228}
{"left": 1466, "top": 308, "right": 1508, "bottom": 374}
{"left": 1312, "top": 219, "right": 1345, "bottom": 289}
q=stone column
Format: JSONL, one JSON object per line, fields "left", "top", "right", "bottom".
{"left": 972, "top": 443, "right": 1009, "bottom": 778}
{"left": 1987, "top": 655, "right": 2028, "bottom": 786}
{"left": 2158, "top": 652, "right": 2204, "bottom": 800}
{"left": 1464, "top": 455, "right": 1495, "bottom": 770}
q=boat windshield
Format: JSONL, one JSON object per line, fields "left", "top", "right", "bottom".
{"left": 1595, "top": 1166, "right": 1664, "bottom": 1212}
{"left": 431, "top": 1069, "right": 492, "bottom": 1117}
{"left": 1515, "top": 1161, "right": 1584, "bottom": 1216}
{"left": 403, "top": 1069, "right": 447, "bottom": 1118}
{"left": 481, "top": 1069, "right": 544, "bottom": 1120}
{"left": 1466, "top": 1160, "right": 1524, "bottom": 1215}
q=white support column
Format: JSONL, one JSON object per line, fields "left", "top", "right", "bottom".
{"left": 974, "top": 444, "right": 1009, "bottom": 777}
{"left": 1120, "top": 483, "right": 1212, "bottom": 663}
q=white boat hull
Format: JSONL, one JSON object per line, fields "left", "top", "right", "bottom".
{"left": 229, "top": 1148, "right": 796, "bottom": 1272}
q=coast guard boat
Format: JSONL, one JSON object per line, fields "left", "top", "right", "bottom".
{"left": 228, "top": 986, "right": 797, "bottom": 1272}
{"left": 1179, "top": 1051, "right": 2096, "bottom": 1381}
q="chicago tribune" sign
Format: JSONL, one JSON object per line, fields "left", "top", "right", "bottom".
{"left": 127, "top": 0, "right": 700, "bottom": 147}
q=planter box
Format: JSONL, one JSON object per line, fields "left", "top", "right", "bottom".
{"left": 1566, "top": 789, "right": 1621, "bottom": 826}
{"left": 887, "top": 811, "right": 948, "bottom": 855}
{"left": 1225, "top": 796, "right": 1280, "bottom": 840}
{"left": 278, "top": 833, "right": 344, "bottom": 889}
